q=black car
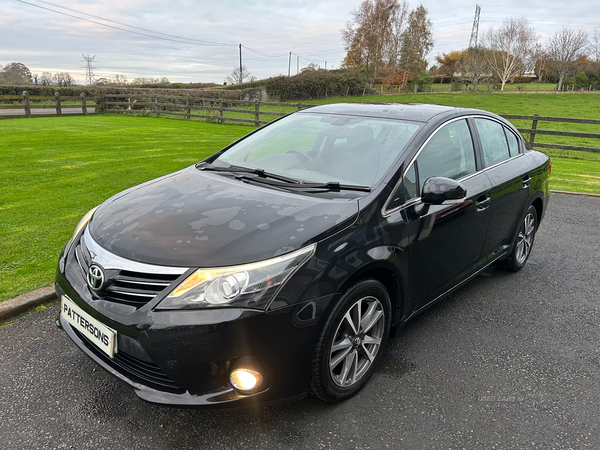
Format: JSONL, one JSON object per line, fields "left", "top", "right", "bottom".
{"left": 56, "top": 103, "right": 550, "bottom": 408}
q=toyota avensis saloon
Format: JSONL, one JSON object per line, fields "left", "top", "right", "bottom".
{"left": 56, "top": 103, "right": 550, "bottom": 408}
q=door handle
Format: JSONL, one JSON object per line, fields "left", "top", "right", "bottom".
{"left": 522, "top": 175, "right": 532, "bottom": 188}
{"left": 476, "top": 195, "right": 491, "bottom": 211}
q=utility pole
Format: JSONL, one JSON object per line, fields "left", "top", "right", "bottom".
{"left": 325, "top": 61, "right": 327, "bottom": 70}
{"left": 297, "top": 55, "right": 299, "bottom": 75}
{"left": 81, "top": 54, "right": 97, "bottom": 86}
{"left": 288, "top": 52, "right": 292, "bottom": 77}
{"left": 239, "top": 44, "right": 243, "bottom": 84}
{"left": 469, "top": 5, "right": 481, "bottom": 48}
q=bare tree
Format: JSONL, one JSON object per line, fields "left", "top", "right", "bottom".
{"left": 40, "top": 72, "right": 53, "bottom": 85}
{"left": 483, "top": 17, "right": 537, "bottom": 91}
{"left": 547, "top": 28, "right": 588, "bottom": 91}
{"left": 226, "top": 65, "right": 251, "bottom": 85}
{"left": 591, "top": 30, "right": 600, "bottom": 62}
{"left": 457, "top": 46, "right": 489, "bottom": 88}
{"left": 385, "top": 0, "right": 409, "bottom": 68}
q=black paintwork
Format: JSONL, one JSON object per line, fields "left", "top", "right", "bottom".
{"left": 56, "top": 103, "right": 550, "bottom": 408}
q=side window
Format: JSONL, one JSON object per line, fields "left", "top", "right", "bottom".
{"left": 475, "top": 118, "right": 511, "bottom": 166}
{"left": 505, "top": 128, "right": 520, "bottom": 157}
{"left": 413, "top": 119, "right": 476, "bottom": 193}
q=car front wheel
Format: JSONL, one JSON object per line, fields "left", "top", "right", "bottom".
{"left": 310, "top": 279, "right": 391, "bottom": 402}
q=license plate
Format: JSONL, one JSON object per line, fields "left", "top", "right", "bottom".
{"left": 61, "top": 295, "right": 117, "bottom": 358}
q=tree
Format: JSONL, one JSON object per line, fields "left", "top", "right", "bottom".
{"left": 435, "top": 50, "right": 463, "bottom": 83}
{"left": 226, "top": 65, "right": 251, "bottom": 85}
{"left": 591, "top": 30, "right": 600, "bottom": 62}
{"left": 341, "top": 0, "right": 408, "bottom": 80}
{"left": 547, "top": 28, "right": 588, "bottom": 91}
{"left": 0, "top": 62, "right": 33, "bottom": 85}
{"left": 40, "top": 72, "right": 53, "bottom": 86}
{"left": 53, "top": 72, "right": 75, "bottom": 87}
{"left": 400, "top": 5, "right": 434, "bottom": 76}
{"left": 457, "top": 46, "right": 489, "bottom": 88}
{"left": 483, "top": 17, "right": 537, "bottom": 91}
{"left": 301, "top": 62, "right": 320, "bottom": 73}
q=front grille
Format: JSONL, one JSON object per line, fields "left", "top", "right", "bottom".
{"left": 74, "top": 230, "right": 187, "bottom": 308}
{"left": 73, "top": 328, "right": 185, "bottom": 394}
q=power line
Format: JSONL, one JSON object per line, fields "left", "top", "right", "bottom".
{"left": 17, "top": 0, "right": 236, "bottom": 47}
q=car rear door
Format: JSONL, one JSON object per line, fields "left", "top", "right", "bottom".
{"left": 471, "top": 117, "right": 535, "bottom": 265}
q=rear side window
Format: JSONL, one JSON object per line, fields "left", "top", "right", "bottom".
{"left": 474, "top": 118, "right": 511, "bottom": 167}
{"left": 505, "top": 129, "right": 520, "bottom": 157}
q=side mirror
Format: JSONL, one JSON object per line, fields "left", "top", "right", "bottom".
{"left": 415, "top": 177, "right": 467, "bottom": 216}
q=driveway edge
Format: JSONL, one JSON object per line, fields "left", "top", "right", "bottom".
{"left": 0, "top": 285, "right": 57, "bottom": 322}
{"left": 550, "top": 189, "right": 600, "bottom": 198}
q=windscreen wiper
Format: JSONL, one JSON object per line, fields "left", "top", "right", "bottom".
{"left": 198, "top": 163, "right": 300, "bottom": 184}
{"left": 234, "top": 175, "right": 371, "bottom": 192}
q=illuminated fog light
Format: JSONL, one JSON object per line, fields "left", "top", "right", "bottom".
{"left": 229, "top": 369, "right": 264, "bottom": 392}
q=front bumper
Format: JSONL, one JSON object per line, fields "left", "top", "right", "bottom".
{"left": 55, "top": 274, "right": 335, "bottom": 408}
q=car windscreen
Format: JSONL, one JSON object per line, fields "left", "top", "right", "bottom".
{"left": 213, "top": 112, "right": 421, "bottom": 188}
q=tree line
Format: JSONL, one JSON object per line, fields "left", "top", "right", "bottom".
{"left": 342, "top": 0, "right": 600, "bottom": 91}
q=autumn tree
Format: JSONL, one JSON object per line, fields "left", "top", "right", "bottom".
{"left": 0, "top": 62, "right": 33, "bottom": 85}
{"left": 341, "top": 0, "right": 408, "bottom": 80}
{"left": 435, "top": 50, "right": 463, "bottom": 83}
{"left": 547, "top": 28, "right": 588, "bottom": 91}
{"left": 400, "top": 5, "right": 434, "bottom": 76}
{"left": 483, "top": 17, "right": 537, "bottom": 91}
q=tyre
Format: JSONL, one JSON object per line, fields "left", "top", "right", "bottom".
{"left": 310, "top": 279, "right": 392, "bottom": 402}
{"left": 500, "top": 205, "right": 537, "bottom": 272}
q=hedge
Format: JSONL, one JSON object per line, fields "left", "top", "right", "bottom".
{"left": 265, "top": 70, "right": 372, "bottom": 101}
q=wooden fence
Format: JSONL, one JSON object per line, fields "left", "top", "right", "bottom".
{"left": 100, "top": 94, "right": 309, "bottom": 126}
{"left": 3, "top": 91, "right": 599, "bottom": 154}
{"left": 0, "top": 91, "right": 95, "bottom": 118}
{"left": 502, "top": 114, "right": 600, "bottom": 153}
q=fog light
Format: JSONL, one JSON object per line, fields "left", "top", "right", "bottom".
{"left": 229, "top": 369, "right": 264, "bottom": 392}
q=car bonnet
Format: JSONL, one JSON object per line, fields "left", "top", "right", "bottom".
{"left": 87, "top": 166, "right": 359, "bottom": 267}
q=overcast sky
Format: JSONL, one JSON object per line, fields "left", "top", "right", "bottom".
{"left": 1, "top": 0, "right": 598, "bottom": 84}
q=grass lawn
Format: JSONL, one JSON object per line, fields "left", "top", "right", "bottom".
{"left": 0, "top": 115, "right": 252, "bottom": 301}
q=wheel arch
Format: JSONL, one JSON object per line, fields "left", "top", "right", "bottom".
{"left": 334, "top": 261, "right": 406, "bottom": 325}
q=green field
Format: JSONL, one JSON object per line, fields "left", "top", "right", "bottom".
{"left": 0, "top": 115, "right": 252, "bottom": 301}
{"left": 1, "top": 92, "right": 600, "bottom": 302}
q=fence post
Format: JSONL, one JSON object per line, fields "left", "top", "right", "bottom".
{"left": 22, "top": 91, "right": 31, "bottom": 118}
{"left": 81, "top": 93, "right": 87, "bottom": 115}
{"left": 54, "top": 92, "right": 62, "bottom": 116}
{"left": 529, "top": 114, "right": 539, "bottom": 147}
{"left": 254, "top": 101, "right": 260, "bottom": 127}
{"left": 218, "top": 100, "right": 223, "bottom": 124}
{"left": 186, "top": 99, "right": 190, "bottom": 120}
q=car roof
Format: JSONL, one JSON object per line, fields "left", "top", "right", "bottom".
{"left": 299, "top": 102, "right": 469, "bottom": 122}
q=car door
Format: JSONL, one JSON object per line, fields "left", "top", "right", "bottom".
{"left": 471, "top": 117, "right": 535, "bottom": 265}
{"left": 398, "top": 118, "right": 493, "bottom": 313}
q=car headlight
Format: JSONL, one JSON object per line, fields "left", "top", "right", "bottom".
{"left": 64, "top": 206, "right": 99, "bottom": 253}
{"left": 157, "top": 244, "right": 316, "bottom": 310}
